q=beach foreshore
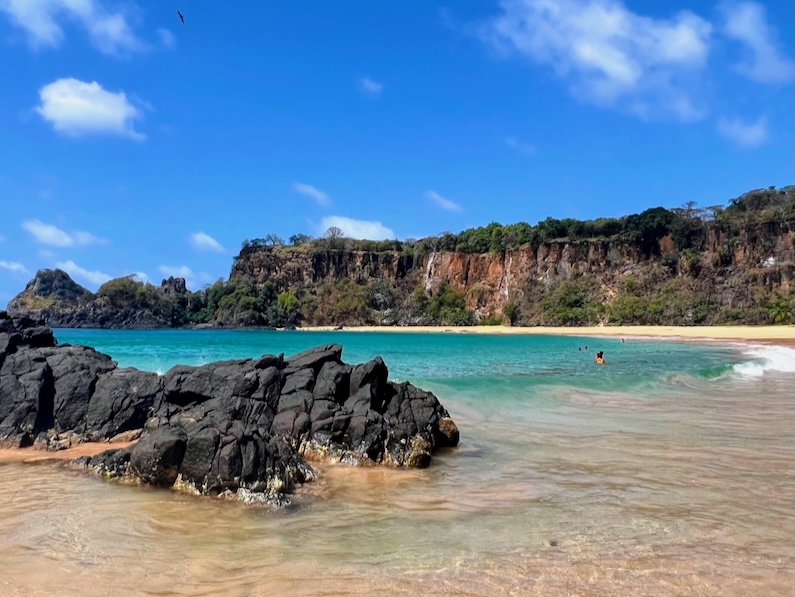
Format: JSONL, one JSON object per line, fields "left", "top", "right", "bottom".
{"left": 295, "top": 325, "right": 795, "bottom": 344}
{"left": 0, "top": 442, "right": 135, "bottom": 465}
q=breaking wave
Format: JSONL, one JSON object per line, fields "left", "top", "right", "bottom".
{"left": 732, "top": 345, "right": 795, "bottom": 377}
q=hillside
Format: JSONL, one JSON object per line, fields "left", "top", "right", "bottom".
{"left": 8, "top": 186, "right": 795, "bottom": 328}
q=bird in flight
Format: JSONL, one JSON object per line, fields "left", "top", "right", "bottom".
{"left": 178, "top": 11, "right": 185, "bottom": 23}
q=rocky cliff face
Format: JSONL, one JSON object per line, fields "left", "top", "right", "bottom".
{"left": 8, "top": 220, "right": 794, "bottom": 327}
{"left": 230, "top": 223, "right": 794, "bottom": 319}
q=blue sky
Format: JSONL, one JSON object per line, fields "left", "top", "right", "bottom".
{"left": 0, "top": 0, "right": 792, "bottom": 304}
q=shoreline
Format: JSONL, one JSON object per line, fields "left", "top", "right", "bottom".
{"left": 293, "top": 325, "right": 795, "bottom": 344}
{"left": 50, "top": 324, "right": 794, "bottom": 345}
{"left": 0, "top": 442, "right": 135, "bottom": 465}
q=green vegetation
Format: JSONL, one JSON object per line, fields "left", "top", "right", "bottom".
{"left": 424, "top": 283, "right": 475, "bottom": 325}
{"left": 21, "top": 186, "right": 791, "bottom": 328}
{"left": 161, "top": 186, "right": 795, "bottom": 327}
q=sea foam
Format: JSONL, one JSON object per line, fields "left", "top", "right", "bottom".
{"left": 733, "top": 345, "right": 795, "bottom": 377}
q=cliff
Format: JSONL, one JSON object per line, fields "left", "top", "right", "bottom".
{"left": 8, "top": 186, "right": 795, "bottom": 327}
{"left": 226, "top": 224, "right": 793, "bottom": 325}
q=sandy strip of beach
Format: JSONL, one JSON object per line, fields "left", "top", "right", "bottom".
{"left": 296, "top": 325, "right": 794, "bottom": 344}
{"left": 0, "top": 442, "right": 135, "bottom": 465}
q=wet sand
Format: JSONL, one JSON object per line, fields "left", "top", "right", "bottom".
{"left": 296, "top": 324, "right": 795, "bottom": 344}
{"left": 0, "top": 442, "right": 135, "bottom": 465}
{"left": 1, "top": 373, "right": 792, "bottom": 597}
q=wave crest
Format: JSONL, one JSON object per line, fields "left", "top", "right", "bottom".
{"left": 733, "top": 345, "right": 795, "bottom": 377}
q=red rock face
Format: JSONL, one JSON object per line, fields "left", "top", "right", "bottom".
{"left": 230, "top": 222, "right": 794, "bottom": 319}
{"left": 415, "top": 241, "right": 644, "bottom": 315}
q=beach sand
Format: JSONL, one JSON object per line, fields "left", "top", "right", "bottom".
{"left": 0, "top": 442, "right": 134, "bottom": 465}
{"left": 296, "top": 324, "right": 794, "bottom": 344}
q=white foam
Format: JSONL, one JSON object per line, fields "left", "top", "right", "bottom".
{"left": 733, "top": 345, "right": 795, "bottom": 377}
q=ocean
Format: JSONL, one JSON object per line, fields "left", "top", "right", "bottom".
{"left": 1, "top": 330, "right": 793, "bottom": 596}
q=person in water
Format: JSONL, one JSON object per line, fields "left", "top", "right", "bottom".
{"left": 594, "top": 351, "right": 606, "bottom": 363}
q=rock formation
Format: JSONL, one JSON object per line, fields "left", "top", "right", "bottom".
{"left": 0, "top": 311, "right": 459, "bottom": 505}
{"left": 8, "top": 187, "right": 792, "bottom": 328}
{"left": 7, "top": 270, "right": 192, "bottom": 328}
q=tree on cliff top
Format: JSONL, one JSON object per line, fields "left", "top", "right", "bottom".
{"left": 289, "top": 234, "right": 313, "bottom": 246}
{"left": 325, "top": 226, "right": 345, "bottom": 239}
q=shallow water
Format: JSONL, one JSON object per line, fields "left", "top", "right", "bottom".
{"left": 1, "top": 331, "right": 793, "bottom": 596}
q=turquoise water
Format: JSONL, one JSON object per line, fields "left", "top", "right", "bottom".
{"left": 1, "top": 330, "right": 792, "bottom": 596}
{"left": 53, "top": 329, "right": 741, "bottom": 391}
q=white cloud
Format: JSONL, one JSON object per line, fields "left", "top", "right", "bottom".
{"left": 56, "top": 259, "right": 111, "bottom": 286}
{"left": 73, "top": 230, "right": 107, "bottom": 245}
{"left": 22, "top": 220, "right": 71, "bottom": 246}
{"left": 22, "top": 219, "right": 107, "bottom": 247}
{"left": 36, "top": 78, "right": 146, "bottom": 140}
{"left": 190, "top": 231, "right": 225, "bottom": 253}
{"left": 130, "top": 271, "right": 149, "bottom": 283}
{"left": 318, "top": 216, "right": 395, "bottom": 240}
{"left": 719, "top": 2, "right": 793, "bottom": 83}
{"left": 0, "top": 260, "right": 28, "bottom": 274}
{"left": 505, "top": 136, "right": 536, "bottom": 156}
{"left": 358, "top": 76, "right": 384, "bottom": 97}
{"left": 158, "top": 265, "right": 193, "bottom": 279}
{"left": 717, "top": 115, "right": 768, "bottom": 148}
{"left": 293, "top": 182, "right": 330, "bottom": 207}
{"left": 479, "top": 0, "right": 712, "bottom": 121}
{"left": 157, "top": 28, "right": 176, "bottom": 50}
{"left": 0, "top": 0, "right": 145, "bottom": 55}
{"left": 425, "top": 190, "right": 463, "bottom": 212}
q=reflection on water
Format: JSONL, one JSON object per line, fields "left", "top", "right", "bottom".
{"left": 1, "top": 373, "right": 793, "bottom": 595}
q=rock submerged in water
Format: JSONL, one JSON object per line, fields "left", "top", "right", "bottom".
{"left": 0, "top": 310, "right": 459, "bottom": 505}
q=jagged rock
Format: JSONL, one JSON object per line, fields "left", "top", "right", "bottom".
{"left": 160, "top": 276, "right": 187, "bottom": 295}
{"left": 85, "top": 368, "right": 162, "bottom": 440}
{"left": 6, "top": 269, "right": 189, "bottom": 329}
{"left": 130, "top": 427, "right": 187, "bottom": 486}
{"left": 0, "top": 350, "right": 54, "bottom": 446}
{"left": 283, "top": 344, "right": 343, "bottom": 374}
{"left": 0, "top": 312, "right": 459, "bottom": 505}
{"left": 44, "top": 346, "right": 117, "bottom": 433}
{"left": 82, "top": 447, "right": 132, "bottom": 479}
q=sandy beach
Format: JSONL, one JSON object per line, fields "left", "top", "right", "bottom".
{"left": 0, "top": 442, "right": 135, "bottom": 465}
{"left": 296, "top": 325, "right": 795, "bottom": 344}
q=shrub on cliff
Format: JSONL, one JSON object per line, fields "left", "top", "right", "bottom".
{"left": 766, "top": 293, "right": 794, "bottom": 325}
{"left": 303, "top": 279, "right": 372, "bottom": 325}
{"left": 426, "top": 283, "right": 475, "bottom": 325}
{"left": 503, "top": 302, "right": 521, "bottom": 326}
{"left": 99, "top": 277, "right": 158, "bottom": 309}
{"left": 539, "top": 277, "right": 604, "bottom": 325}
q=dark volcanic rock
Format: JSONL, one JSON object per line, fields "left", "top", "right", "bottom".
{"left": 130, "top": 427, "right": 187, "bottom": 486}
{"left": 0, "top": 350, "right": 55, "bottom": 446}
{"left": 44, "top": 346, "right": 117, "bottom": 433}
{"left": 0, "top": 311, "right": 459, "bottom": 505}
{"left": 85, "top": 368, "right": 162, "bottom": 440}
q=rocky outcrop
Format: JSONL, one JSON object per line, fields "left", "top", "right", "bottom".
{"left": 0, "top": 311, "right": 459, "bottom": 505}
{"left": 8, "top": 270, "right": 191, "bottom": 328}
